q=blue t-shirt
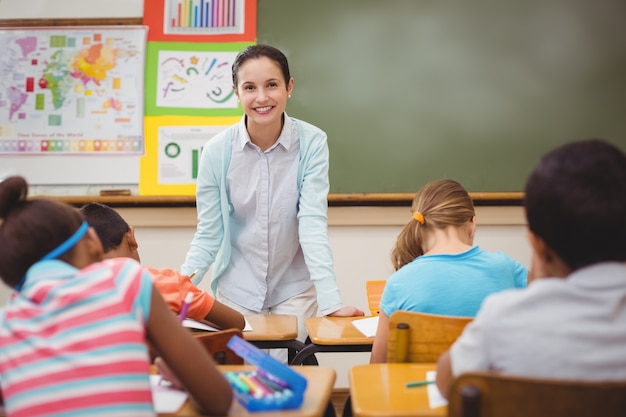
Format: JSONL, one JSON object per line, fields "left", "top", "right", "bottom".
{"left": 380, "top": 246, "right": 527, "bottom": 317}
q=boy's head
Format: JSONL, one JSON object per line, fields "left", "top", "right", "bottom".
{"left": 524, "top": 139, "right": 626, "bottom": 271}
{"left": 79, "top": 203, "right": 141, "bottom": 262}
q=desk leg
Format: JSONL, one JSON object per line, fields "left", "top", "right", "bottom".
{"left": 247, "top": 340, "right": 318, "bottom": 365}
{"left": 291, "top": 344, "right": 372, "bottom": 365}
{"left": 290, "top": 343, "right": 321, "bottom": 365}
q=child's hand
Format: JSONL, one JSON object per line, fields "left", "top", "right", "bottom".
{"left": 154, "top": 357, "right": 185, "bottom": 390}
{"left": 327, "top": 306, "right": 365, "bottom": 317}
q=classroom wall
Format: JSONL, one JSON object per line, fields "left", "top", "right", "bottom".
{"left": 0, "top": 206, "right": 531, "bottom": 387}
{"left": 0, "top": 0, "right": 534, "bottom": 389}
{"left": 0, "top": 0, "right": 143, "bottom": 19}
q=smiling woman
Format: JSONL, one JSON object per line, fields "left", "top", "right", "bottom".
{"left": 180, "top": 44, "right": 364, "bottom": 363}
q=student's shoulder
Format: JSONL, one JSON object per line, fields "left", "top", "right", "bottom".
{"left": 479, "top": 283, "right": 542, "bottom": 321}
{"left": 82, "top": 258, "right": 149, "bottom": 286}
{"left": 88, "top": 257, "right": 141, "bottom": 272}
{"left": 477, "top": 247, "right": 526, "bottom": 268}
{"left": 143, "top": 265, "right": 191, "bottom": 284}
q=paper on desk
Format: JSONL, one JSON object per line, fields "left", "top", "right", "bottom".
{"left": 426, "top": 371, "right": 448, "bottom": 409}
{"left": 150, "top": 374, "right": 188, "bottom": 413}
{"left": 182, "top": 318, "right": 253, "bottom": 332}
{"left": 351, "top": 316, "right": 379, "bottom": 337}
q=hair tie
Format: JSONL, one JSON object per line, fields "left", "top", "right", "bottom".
{"left": 14, "top": 221, "right": 89, "bottom": 291}
{"left": 412, "top": 212, "right": 425, "bottom": 224}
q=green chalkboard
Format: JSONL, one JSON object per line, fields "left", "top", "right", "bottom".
{"left": 257, "top": 0, "right": 626, "bottom": 193}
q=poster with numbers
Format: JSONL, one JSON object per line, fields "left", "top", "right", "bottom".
{"left": 0, "top": 26, "right": 147, "bottom": 155}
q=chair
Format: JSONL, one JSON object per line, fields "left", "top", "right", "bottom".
{"left": 387, "top": 310, "right": 472, "bottom": 363}
{"left": 365, "top": 280, "right": 386, "bottom": 316}
{"left": 148, "top": 328, "right": 244, "bottom": 365}
{"left": 192, "top": 328, "right": 244, "bottom": 365}
{"left": 448, "top": 371, "right": 626, "bottom": 417}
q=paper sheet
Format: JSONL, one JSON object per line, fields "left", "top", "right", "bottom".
{"left": 351, "top": 316, "right": 379, "bottom": 337}
{"left": 150, "top": 374, "right": 188, "bottom": 413}
{"left": 182, "top": 318, "right": 253, "bottom": 332}
{"left": 426, "top": 371, "right": 448, "bottom": 408}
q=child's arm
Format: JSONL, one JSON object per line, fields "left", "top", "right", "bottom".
{"left": 435, "top": 350, "right": 454, "bottom": 399}
{"left": 147, "top": 287, "right": 233, "bottom": 415}
{"left": 369, "top": 311, "right": 390, "bottom": 363}
{"left": 204, "top": 301, "right": 246, "bottom": 331}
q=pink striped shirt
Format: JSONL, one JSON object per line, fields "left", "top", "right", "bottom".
{"left": 0, "top": 258, "right": 154, "bottom": 417}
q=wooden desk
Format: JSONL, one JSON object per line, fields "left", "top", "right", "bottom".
{"left": 349, "top": 363, "right": 447, "bottom": 417}
{"left": 159, "top": 365, "right": 336, "bottom": 417}
{"left": 290, "top": 317, "right": 373, "bottom": 365}
{"left": 243, "top": 314, "right": 306, "bottom": 364}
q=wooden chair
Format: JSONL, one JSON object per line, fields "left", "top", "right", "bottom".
{"left": 448, "top": 371, "right": 626, "bottom": 417}
{"left": 192, "top": 328, "right": 244, "bottom": 365}
{"left": 149, "top": 328, "right": 244, "bottom": 365}
{"left": 387, "top": 310, "right": 472, "bottom": 363}
{"left": 365, "top": 280, "right": 386, "bottom": 316}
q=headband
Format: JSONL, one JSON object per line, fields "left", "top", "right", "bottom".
{"left": 412, "top": 212, "right": 425, "bottom": 225}
{"left": 14, "top": 221, "right": 89, "bottom": 291}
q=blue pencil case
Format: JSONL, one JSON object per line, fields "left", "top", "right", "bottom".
{"left": 226, "top": 335, "right": 307, "bottom": 412}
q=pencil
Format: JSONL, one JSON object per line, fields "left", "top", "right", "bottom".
{"left": 178, "top": 292, "right": 192, "bottom": 322}
{"left": 406, "top": 380, "right": 435, "bottom": 388}
{"left": 189, "top": 270, "right": 199, "bottom": 280}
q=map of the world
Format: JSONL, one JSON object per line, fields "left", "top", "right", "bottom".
{"left": 0, "top": 27, "right": 146, "bottom": 154}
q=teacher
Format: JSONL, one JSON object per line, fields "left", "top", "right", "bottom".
{"left": 181, "top": 44, "right": 363, "bottom": 356}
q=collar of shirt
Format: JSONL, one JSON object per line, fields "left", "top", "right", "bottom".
{"left": 235, "top": 113, "right": 295, "bottom": 152}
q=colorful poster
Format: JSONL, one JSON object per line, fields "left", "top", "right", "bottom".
{"left": 140, "top": 115, "right": 240, "bottom": 195}
{"left": 145, "top": 41, "right": 252, "bottom": 116}
{"left": 142, "top": 0, "right": 257, "bottom": 43}
{"left": 0, "top": 26, "right": 147, "bottom": 155}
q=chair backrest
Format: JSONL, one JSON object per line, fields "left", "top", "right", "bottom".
{"left": 448, "top": 371, "right": 626, "bottom": 417}
{"left": 148, "top": 328, "right": 244, "bottom": 364}
{"left": 193, "top": 328, "right": 244, "bottom": 365}
{"left": 387, "top": 310, "right": 472, "bottom": 363}
{"left": 365, "top": 280, "right": 386, "bottom": 316}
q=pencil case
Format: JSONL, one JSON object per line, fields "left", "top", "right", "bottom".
{"left": 226, "top": 335, "right": 307, "bottom": 411}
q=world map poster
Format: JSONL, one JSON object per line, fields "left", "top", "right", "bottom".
{"left": 0, "top": 26, "right": 147, "bottom": 154}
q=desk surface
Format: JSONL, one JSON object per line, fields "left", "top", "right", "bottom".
{"left": 304, "top": 317, "right": 374, "bottom": 346}
{"left": 243, "top": 314, "right": 298, "bottom": 342}
{"left": 349, "top": 363, "right": 447, "bottom": 417}
{"left": 159, "top": 365, "right": 336, "bottom": 417}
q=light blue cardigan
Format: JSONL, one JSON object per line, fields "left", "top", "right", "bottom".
{"left": 181, "top": 116, "right": 343, "bottom": 315}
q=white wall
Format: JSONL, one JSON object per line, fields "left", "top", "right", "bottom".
{"left": 0, "top": 0, "right": 143, "bottom": 18}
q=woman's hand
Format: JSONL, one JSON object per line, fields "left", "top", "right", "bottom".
{"left": 327, "top": 306, "right": 365, "bottom": 317}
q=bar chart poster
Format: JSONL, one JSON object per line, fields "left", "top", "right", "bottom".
{"left": 140, "top": 115, "right": 239, "bottom": 195}
{"left": 145, "top": 41, "right": 252, "bottom": 116}
{"left": 143, "top": 0, "right": 256, "bottom": 42}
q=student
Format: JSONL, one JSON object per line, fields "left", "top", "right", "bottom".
{"left": 80, "top": 202, "right": 245, "bottom": 331}
{"left": 180, "top": 44, "right": 363, "bottom": 350}
{"left": 436, "top": 139, "right": 626, "bottom": 397}
{"left": 0, "top": 176, "right": 232, "bottom": 416}
{"left": 370, "top": 179, "right": 527, "bottom": 363}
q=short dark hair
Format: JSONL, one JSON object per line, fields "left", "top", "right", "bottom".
{"left": 79, "top": 203, "right": 129, "bottom": 253}
{"left": 232, "top": 44, "right": 291, "bottom": 88}
{"left": 524, "top": 139, "right": 626, "bottom": 269}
